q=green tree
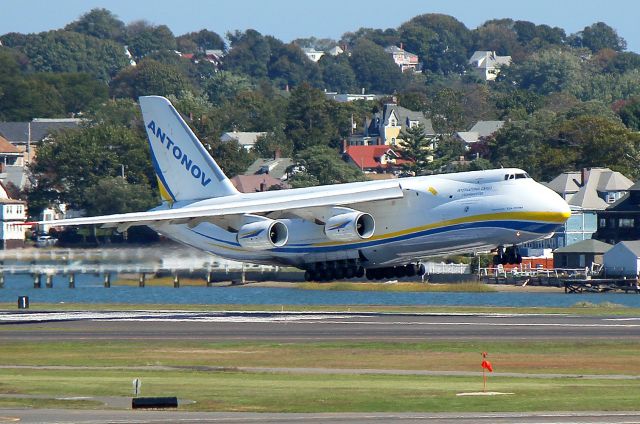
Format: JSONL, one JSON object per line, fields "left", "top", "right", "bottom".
{"left": 571, "top": 22, "right": 626, "bottom": 53}
{"left": 29, "top": 123, "right": 155, "bottom": 211}
{"left": 501, "top": 49, "right": 583, "bottom": 95}
{"left": 110, "top": 58, "right": 192, "bottom": 99}
{"left": 125, "top": 21, "right": 176, "bottom": 59}
{"left": 319, "top": 54, "right": 357, "bottom": 93}
{"left": 617, "top": 97, "right": 640, "bottom": 130}
{"left": 253, "top": 126, "right": 293, "bottom": 158}
{"left": 84, "top": 177, "right": 156, "bottom": 215}
{"left": 223, "top": 29, "right": 271, "bottom": 79}
{"left": 285, "top": 84, "right": 337, "bottom": 151}
{"left": 349, "top": 38, "right": 404, "bottom": 93}
{"left": 64, "top": 8, "right": 125, "bottom": 41}
{"left": 427, "top": 88, "right": 465, "bottom": 134}
{"left": 176, "top": 29, "right": 224, "bottom": 53}
{"left": 397, "top": 124, "right": 432, "bottom": 175}
{"left": 201, "top": 138, "right": 255, "bottom": 177}
{"left": 399, "top": 14, "right": 472, "bottom": 75}
{"left": 36, "top": 72, "right": 108, "bottom": 114}
{"left": 203, "top": 71, "right": 252, "bottom": 104}
{"left": 296, "top": 146, "right": 364, "bottom": 185}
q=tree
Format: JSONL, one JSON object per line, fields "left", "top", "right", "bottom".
{"left": 176, "top": 29, "right": 224, "bottom": 53}
{"left": 617, "top": 97, "right": 640, "bottom": 130}
{"left": 29, "top": 123, "right": 155, "bottom": 212}
{"left": 110, "top": 58, "right": 192, "bottom": 99}
{"left": 571, "top": 22, "right": 626, "bottom": 53}
{"left": 201, "top": 138, "right": 255, "bottom": 177}
{"left": 4, "top": 30, "right": 130, "bottom": 81}
{"left": 285, "top": 84, "right": 337, "bottom": 151}
{"left": 223, "top": 29, "right": 271, "bottom": 79}
{"left": 267, "top": 41, "right": 323, "bottom": 89}
{"left": 501, "top": 49, "right": 583, "bottom": 95}
{"left": 397, "top": 124, "right": 432, "bottom": 175}
{"left": 36, "top": 72, "right": 108, "bottom": 114}
{"left": 64, "top": 8, "right": 125, "bottom": 41}
{"left": 399, "top": 14, "right": 472, "bottom": 75}
{"left": 319, "top": 54, "right": 357, "bottom": 93}
{"left": 125, "top": 21, "right": 177, "bottom": 59}
{"left": 349, "top": 38, "right": 404, "bottom": 93}
{"left": 295, "top": 146, "right": 364, "bottom": 185}
{"left": 203, "top": 71, "right": 252, "bottom": 104}
{"left": 253, "top": 126, "right": 293, "bottom": 158}
{"left": 427, "top": 88, "right": 465, "bottom": 135}
{"left": 84, "top": 177, "right": 156, "bottom": 215}
{"left": 473, "top": 19, "right": 525, "bottom": 59}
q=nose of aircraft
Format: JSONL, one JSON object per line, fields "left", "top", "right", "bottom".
{"left": 542, "top": 184, "right": 572, "bottom": 223}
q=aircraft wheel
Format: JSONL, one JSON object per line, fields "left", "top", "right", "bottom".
{"left": 516, "top": 254, "right": 523, "bottom": 264}
{"left": 334, "top": 267, "right": 345, "bottom": 280}
{"left": 344, "top": 267, "right": 356, "bottom": 279}
{"left": 405, "top": 264, "right": 417, "bottom": 277}
{"left": 356, "top": 267, "right": 365, "bottom": 278}
{"left": 304, "top": 270, "right": 313, "bottom": 281}
{"left": 394, "top": 266, "right": 407, "bottom": 278}
{"left": 365, "top": 268, "right": 376, "bottom": 280}
{"left": 383, "top": 268, "right": 395, "bottom": 279}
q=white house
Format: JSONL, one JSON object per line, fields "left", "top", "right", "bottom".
{"left": 603, "top": 241, "right": 640, "bottom": 277}
{"left": 302, "top": 48, "right": 325, "bottom": 63}
{"left": 468, "top": 51, "right": 512, "bottom": 81}
{"left": 220, "top": 131, "right": 267, "bottom": 151}
{"left": 0, "top": 184, "right": 27, "bottom": 249}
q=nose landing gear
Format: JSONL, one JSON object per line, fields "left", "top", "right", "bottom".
{"left": 492, "top": 245, "right": 523, "bottom": 266}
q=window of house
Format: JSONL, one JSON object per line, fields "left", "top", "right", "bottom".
{"left": 599, "top": 218, "right": 607, "bottom": 228}
{"left": 619, "top": 218, "right": 635, "bottom": 228}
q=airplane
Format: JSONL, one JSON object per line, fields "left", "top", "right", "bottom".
{"left": 41, "top": 96, "right": 571, "bottom": 281}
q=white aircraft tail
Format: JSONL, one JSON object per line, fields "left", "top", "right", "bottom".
{"left": 139, "top": 96, "right": 238, "bottom": 202}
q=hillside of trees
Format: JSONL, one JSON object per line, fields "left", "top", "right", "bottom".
{"left": 1, "top": 8, "right": 640, "bottom": 217}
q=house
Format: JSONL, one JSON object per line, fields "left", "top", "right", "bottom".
{"left": 220, "top": 131, "right": 267, "bottom": 151}
{"left": 0, "top": 183, "right": 27, "bottom": 249}
{"left": 344, "top": 145, "right": 411, "bottom": 174}
{"left": 230, "top": 174, "right": 290, "bottom": 193}
{"left": 326, "top": 45, "right": 344, "bottom": 56}
{"left": 324, "top": 92, "right": 382, "bottom": 103}
{"left": 552, "top": 239, "right": 612, "bottom": 269}
{"left": 350, "top": 103, "right": 435, "bottom": 147}
{"left": 594, "top": 180, "right": 640, "bottom": 245}
{"left": 384, "top": 45, "right": 420, "bottom": 73}
{"left": 603, "top": 241, "right": 640, "bottom": 277}
{"left": 244, "top": 153, "right": 294, "bottom": 180}
{"left": 468, "top": 51, "right": 512, "bottom": 81}
{"left": 302, "top": 48, "right": 324, "bottom": 63}
{"left": 532, "top": 168, "right": 634, "bottom": 249}
{"left": 455, "top": 121, "right": 505, "bottom": 145}
{"left": 0, "top": 118, "right": 82, "bottom": 164}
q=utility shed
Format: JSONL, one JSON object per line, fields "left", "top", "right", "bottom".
{"left": 553, "top": 239, "right": 612, "bottom": 269}
{"left": 604, "top": 241, "right": 640, "bottom": 277}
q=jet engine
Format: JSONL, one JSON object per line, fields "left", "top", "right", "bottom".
{"left": 324, "top": 211, "right": 375, "bottom": 242}
{"left": 236, "top": 219, "right": 288, "bottom": 250}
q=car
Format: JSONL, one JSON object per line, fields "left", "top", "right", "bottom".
{"left": 36, "top": 235, "right": 58, "bottom": 248}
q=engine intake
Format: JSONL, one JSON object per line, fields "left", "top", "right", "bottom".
{"left": 237, "top": 219, "right": 288, "bottom": 250}
{"left": 325, "top": 211, "right": 375, "bottom": 242}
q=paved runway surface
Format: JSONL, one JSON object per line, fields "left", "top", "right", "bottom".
{"left": 2, "top": 310, "right": 640, "bottom": 341}
{"left": 3, "top": 409, "right": 640, "bottom": 423}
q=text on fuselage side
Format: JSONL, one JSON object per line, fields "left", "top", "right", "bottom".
{"left": 146, "top": 120, "right": 212, "bottom": 187}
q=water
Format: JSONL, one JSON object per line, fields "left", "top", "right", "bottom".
{"left": 1, "top": 274, "right": 640, "bottom": 308}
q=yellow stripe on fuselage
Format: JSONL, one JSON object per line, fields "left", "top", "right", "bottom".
{"left": 312, "top": 210, "right": 570, "bottom": 247}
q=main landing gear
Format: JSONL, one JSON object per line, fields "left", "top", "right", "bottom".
{"left": 365, "top": 263, "right": 424, "bottom": 280}
{"left": 492, "top": 245, "right": 523, "bottom": 266}
{"left": 304, "top": 260, "right": 365, "bottom": 282}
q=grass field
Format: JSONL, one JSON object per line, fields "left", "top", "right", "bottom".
{"left": 0, "top": 339, "right": 639, "bottom": 412}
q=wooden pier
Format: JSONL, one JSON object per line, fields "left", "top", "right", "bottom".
{"left": 563, "top": 279, "right": 640, "bottom": 294}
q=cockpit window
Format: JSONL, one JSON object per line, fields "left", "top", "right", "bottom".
{"left": 505, "top": 173, "right": 530, "bottom": 180}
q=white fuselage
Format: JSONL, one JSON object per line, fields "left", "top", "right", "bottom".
{"left": 149, "top": 168, "right": 570, "bottom": 268}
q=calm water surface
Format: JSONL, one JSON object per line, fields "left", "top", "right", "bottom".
{"left": 0, "top": 274, "right": 639, "bottom": 308}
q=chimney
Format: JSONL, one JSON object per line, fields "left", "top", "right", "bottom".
{"left": 361, "top": 87, "right": 365, "bottom": 95}
{"left": 274, "top": 148, "right": 281, "bottom": 160}
{"left": 260, "top": 181, "right": 267, "bottom": 192}
{"left": 400, "top": 42, "right": 403, "bottom": 50}
{"left": 342, "top": 139, "right": 348, "bottom": 154}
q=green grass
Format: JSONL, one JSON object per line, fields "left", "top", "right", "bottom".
{"left": 0, "top": 368, "right": 638, "bottom": 412}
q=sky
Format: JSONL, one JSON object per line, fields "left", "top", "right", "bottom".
{"left": 1, "top": 0, "right": 638, "bottom": 53}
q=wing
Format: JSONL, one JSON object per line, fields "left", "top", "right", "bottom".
{"left": 39, "top": 180, "right": 404, "bottom": 230}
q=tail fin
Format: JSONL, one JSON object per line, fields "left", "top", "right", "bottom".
{"left": 139, "top": 96, "right": 238, "bottom": 202}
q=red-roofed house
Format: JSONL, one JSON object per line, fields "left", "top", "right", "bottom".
{"left": 344, "top": 145, "right": 412, "bottom": 173}
{"left": 230, "top": 175, "right": 291, "bottom": 193}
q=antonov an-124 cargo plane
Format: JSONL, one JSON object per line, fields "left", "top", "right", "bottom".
{"left": 44, "top": 96, "right": 571, "bottom": 281}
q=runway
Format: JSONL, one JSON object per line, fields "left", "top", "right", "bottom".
{"left": 3, "top": 409, "right": 640, "bottom": 424}
{"left": 1, "top": 310, "right": 640, "bottom": 341}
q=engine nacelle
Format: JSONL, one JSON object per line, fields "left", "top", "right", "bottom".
{"left": 236, "top": 219, "right": 288, "bottom": 250}
{"left": 324, "top": 211, "right": 375, "bottom": 242}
